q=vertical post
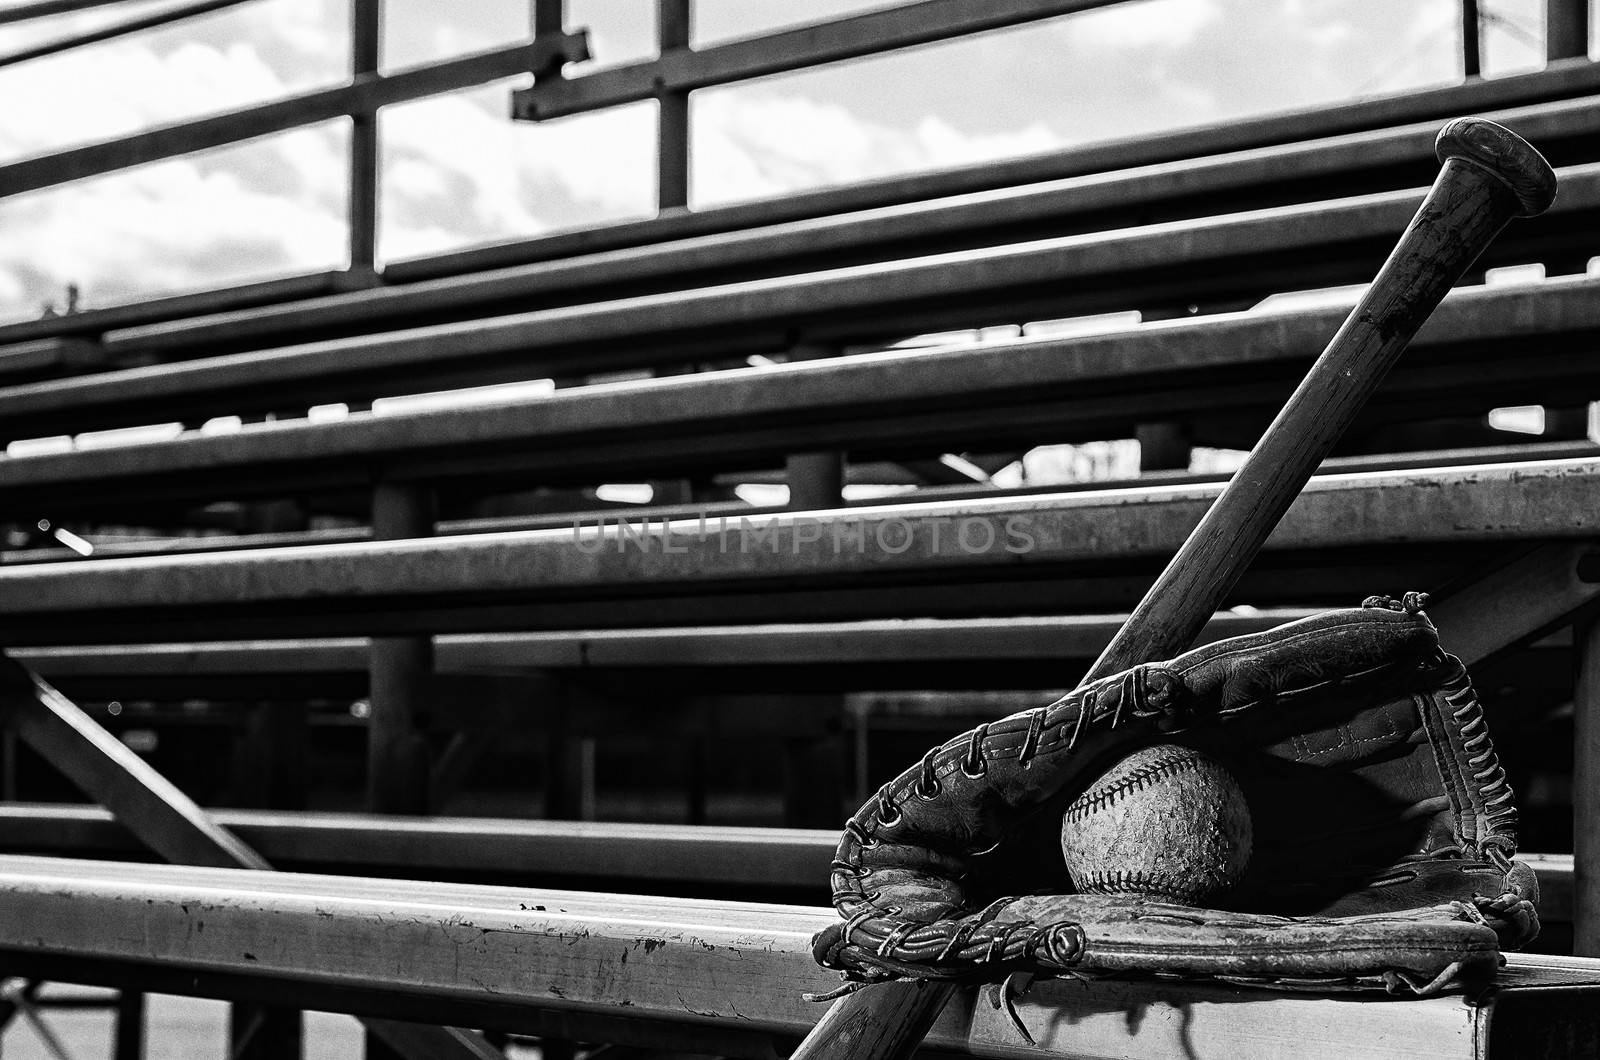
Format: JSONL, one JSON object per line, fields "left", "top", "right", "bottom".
{"left": 238, "top": 703, "right": 309, "bottom": 810}
{"left": 1136, "top": 423, "right": 1192, "bottom": 472}
{"left": 1576, "top": 618, "right": 1600, "bottom": 955}
{"left": 1548, "top": 0, "right": 1590, "bottom": 60}
{"left": 687, "top": 732, "right": 709, "bottom": 824}
{"left": 229, "top": 703, "right": 306, "bottom": 1060}
{"left": 780, "top": 338, "right": 848, "bottom": 827}
{"left": 1, "top": 728, "right": 15, "bottom": 800}
{"left": 231, "top": 1003, "right": 303, "bottom": 1060}
{"left": 365, "top": 486, "right": 432, "bottom": 1060}
{"left": 546, "top": 701, "right": 596, "bottom": 821}
{"left": 786, "top": 452, "right": 844, "bottom": 509}
{"left": 657, "top": 0, "right": 691, "bottom": 210}
{"left": 532, "top": 0, "right": 564, "bottom": 41}
{"left": 366, "top": 483, "right": 435, "bottom": 816}
{"left": 349, "top": 0, "right": 382, "bottom": 275}
{"left": 1462, "top": 0, "right": 1482, "bottom": 77}
{"left": 113, "top": 992, "right": 144, "bottom": 1060}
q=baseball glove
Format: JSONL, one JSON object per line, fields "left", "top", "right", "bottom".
{"left": 811, "top": 594, "right": 1538, "bottom": 1006}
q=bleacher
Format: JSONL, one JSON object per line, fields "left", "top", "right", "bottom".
{"left": 3, "top": 1, "right": 1600, "bottom": 1057}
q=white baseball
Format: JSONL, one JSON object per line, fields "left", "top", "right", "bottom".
{"left": 1060, "top": 744, "right": 1252, "bottom": 905}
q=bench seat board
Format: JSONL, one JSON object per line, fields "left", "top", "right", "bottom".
{"left": 0, "top": 810, "right": 1574, "bottom": 922}
{"left": 0, "top": 855, "right": 1593, "bottom": 1057}
{"left": 4, "top": 277, "right": 1600, "bottom": 511}
{"left": 0, "top": 459, "right": 1594, "bottom": 644}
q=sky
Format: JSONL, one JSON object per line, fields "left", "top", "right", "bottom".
{"left": 0, "top": 0, "right": 1569, "bottom": 320}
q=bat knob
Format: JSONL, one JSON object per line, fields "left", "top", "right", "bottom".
{"left": 1435, "top": 117, "right": 1557, "bottom": 217}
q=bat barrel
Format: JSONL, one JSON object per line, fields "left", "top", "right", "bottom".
{"left": 1435, "top": 117, "right": 1557, "bottom": 217}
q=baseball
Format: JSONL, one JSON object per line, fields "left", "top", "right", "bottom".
{"left": 1060, "top": 744, "right": 1251, "bottom": 905}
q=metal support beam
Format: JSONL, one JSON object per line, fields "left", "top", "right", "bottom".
{"left": 350, "top": 0, "right": 382, "bottom": 273}
{"left": 1463, "top": 0, "right": 1482, "bottom": 77}
{"left": 0, "top": 32, "right": 587, "bottom": 202}
{"left": 1578, "top": 618, "right": 1600, "bottom": 956}
{"left": 530, "top": 0, "right": 568, "bottom": 77}
{"left": 656, "top": 0, "right": 691, "bottom": 210}
{"left": 232, "top": 1003, "right": 303, "bottom": 1060}
{"left": 231, "top": 699, "right": 307, "bottom": 1060}
{"left": 513, "top": 0, "right": 1129, "bottom": 120}
{"left": 0, "top": 0, "right": 131, "bottom": 25}
{"left": 1427, "top": 542, "right": 1600, "bottom": 666}
{"left": 547, "top": 700, "right": 596, "bottom": 821}
{"left": 1548, "top": 0, "right": 1590, "bottom": 60}
{"left": 368, "top": 482, "right": 436, "bottom": 815}
{"left": 784, "top": 340, "right": 846, "bottom": 510}
{"left": 113, "top": 991, "right": 144, "bottom": 1060}
{"left": 0, "top": 660, "right": 501, "bottom": 1059}
{"left": 1136, "top": 422, "right": 1192, "bottom": 472}
{"left": 0, "top": 857, "right": 1596, "bottom": 1057}
{"left": 0, "top": 0, "right": 253, "bottom": 72}
{"left": 0, "top": 657, "right": 269, "bottom": 870}
{"left": 785, "top": 452, "right": 844, "bottom": 509}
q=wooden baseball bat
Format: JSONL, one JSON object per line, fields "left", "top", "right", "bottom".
{"left": 790, "top": 116, "right": 1556, "bottom": 1060}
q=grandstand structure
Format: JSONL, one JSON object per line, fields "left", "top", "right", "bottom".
{"left": 0, "top": 0, "right": 1598, "bottom": 1057}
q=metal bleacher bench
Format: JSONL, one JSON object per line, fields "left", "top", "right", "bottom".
{"left": 0, "top": 278, "right": 1594, "bottom": 519}
{"left": 61, "top": 95, "right": 1600, "bottom": 362}
{"left": 0, "top": 856, "right": 1591, "bottom": 1058}
{"left": 0, "top": 459, "right": 1594, "bottom": 642}
{"left": 4, "top": 161, "right": 1600, "bottom": 442}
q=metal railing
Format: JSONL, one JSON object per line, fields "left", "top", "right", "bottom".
{"left": 1, "top": 0, "right": 1581, "bottom": 289}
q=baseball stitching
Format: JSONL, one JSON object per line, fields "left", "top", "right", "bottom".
{"left": 1062, "top": 747, "right": 1213, "bottom": 824}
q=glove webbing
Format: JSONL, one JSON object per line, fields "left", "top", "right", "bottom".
{"left": 825, "top": 665, "right": 1189, "bottom": 976}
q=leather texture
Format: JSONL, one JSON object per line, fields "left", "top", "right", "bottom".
{"left": 811, "top": 596, "right": 1537, "bottom": 998}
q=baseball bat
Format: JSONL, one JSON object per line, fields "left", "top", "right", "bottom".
{"left": 791, "top": 116, "right": 1556, "bottom": 1060}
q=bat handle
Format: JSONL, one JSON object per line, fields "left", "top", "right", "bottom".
{"left": 1085, "top": 117, "right": 1555, "bottom": 681}
{"left": 1436, "top": 117, "right": 1556, "bottom": 217}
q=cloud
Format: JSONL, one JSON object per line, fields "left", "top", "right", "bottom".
{"left": 1065, "top": 0, "right": 1222, "bottom": 49}
{"left": 0, "top": 153, "right": 346, "bottom": 314}
{"left": 379, "top": 88, "right": 656, "bottom": 261}
{"left": 692, "top": 90, "right": 1060, "bottom": 206}
{"left": 0, "top": 23, "right": 350, "bottom": 318}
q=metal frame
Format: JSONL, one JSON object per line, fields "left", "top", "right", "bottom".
{"left": 0, "top": 459, "right": 1597, "bottom": 641}
{"left": 0, "top": 0, "right": 255, "bottom": 72}
{"left": 72, "top": 91, "right": 1600, "bottom": 363}
{"left": 0, "top": 0, "right": 1543, "bottom": 322}
{"left": 513, "top": 0, "right": 1506, "bottom": 216}
{"left": 2, "top": 279, "right": 1599, "bottom": 515}
{"left": 512, "top": 0, "right": 1131, "bottom": 121}
{"left": 6, "top": 167, "right": 1600, "bottom": 445}
{"left": 0, "top": 655, "right": 503, "bottom": 1059}
{"left": 0, "top": 30, "right": 587, "bottom": 267}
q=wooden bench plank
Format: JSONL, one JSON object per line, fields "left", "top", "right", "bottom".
{"left": 4, "top": 168, "right": 1599, "bottom": 440}
{"left": 4, "top": 277, "right": 1599, "bottom": 511}
{"left": 0, "top": 855, "right": 1590, "bottom": 1057}
{"left": 0, "top": 459, "right": 1593, "bottom": 642}
{"left": 95, "top": 97, "right": 1600, "bottom": 360}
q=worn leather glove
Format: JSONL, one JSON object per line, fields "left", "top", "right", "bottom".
{"left": 812, "top": 595, "right": 1537, "bottom": 1001}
